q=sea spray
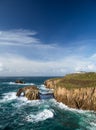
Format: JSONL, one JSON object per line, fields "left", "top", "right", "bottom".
{"left": 0, "top": 77, "right": 96, "bottom": 130}
{"left": 26, "top": 109, "right": 54, "bottom": 122}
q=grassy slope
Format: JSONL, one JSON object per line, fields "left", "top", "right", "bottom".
{"left": 51, "top": 72, "right": 96, "bottom": 89}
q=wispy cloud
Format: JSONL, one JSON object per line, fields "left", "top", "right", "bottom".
{"left": 0, "top": 29, "right": 96, "bottom": 76}
{"left": 0, "top": 29, "right": 40, "bottom": 46}
{"left": 0, "top": 29, "right": 57, "bottom": 49}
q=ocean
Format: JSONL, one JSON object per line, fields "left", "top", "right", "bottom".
{"left": 0, "top": 77, "right": 96, "bottom": 130}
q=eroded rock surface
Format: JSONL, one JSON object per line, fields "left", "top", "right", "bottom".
{"left": 16, "top": 86, "right": 39, "bottom": 100}
{"left": 45, "top": 78, "right": 96, "bottom": 111}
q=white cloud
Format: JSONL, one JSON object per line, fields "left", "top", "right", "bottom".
{"left": 0, "top": 53, "right": 96, "bottom": 76}
{"left": 0, "top": 29, "right": 39, "bottom": 46}
{"left": 0, "top": 29, "right": 96, "bottom": 76}
{"left": 0, "top": 63, "right": 3, "bottom": 71}
{"left": 90, "top": 53, "right": 96, "bottom": 59}
{"left": 0, "top": 29, "right": 57, "bottom": 49}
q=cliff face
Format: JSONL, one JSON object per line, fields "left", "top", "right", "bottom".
{"left": 45, "top": 78, "right": 96, "bottom": 111}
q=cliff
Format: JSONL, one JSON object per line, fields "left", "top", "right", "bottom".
{"left": 44, "top": 72, "right": 96, "bottom": 111}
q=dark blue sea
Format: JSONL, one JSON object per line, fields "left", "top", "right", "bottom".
{"left": 0, "top": 77, "right": 96, "bottom": 130}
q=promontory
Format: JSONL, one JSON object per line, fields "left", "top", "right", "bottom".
{"left": 44, "top": 72, "right": 96, "bottom": 111}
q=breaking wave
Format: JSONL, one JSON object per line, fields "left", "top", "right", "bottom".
{"left": 0, "top": 86, "right": 96, "bottom": 130}
{"left": 0, "top": 92, "right": 17, "bottom": 103}
{"left": 25, "top": 109, "right": 54, "bottom": 122}
{"left": 50, "top": 99, "right": 96, "bottom": 130}
{"left": 2, "top": 81, "right": 34, "bottom": 86}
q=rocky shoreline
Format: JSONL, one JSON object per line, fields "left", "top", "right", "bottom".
{"left": 16, "top": 72, "right": 96, "bottom": 111}
{"left": 44, "top": 73, "right": 96, "bottom": 111}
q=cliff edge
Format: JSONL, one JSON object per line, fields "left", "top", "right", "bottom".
{"left": 44, "top": 72, "right": 96, "bottom": 111}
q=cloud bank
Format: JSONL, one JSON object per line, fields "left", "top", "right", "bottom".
{"left": 0, "top": 53, "right": 96, "bottom": 76}
{"left": 0, "top": 29, "right": 96, "bottom": 76}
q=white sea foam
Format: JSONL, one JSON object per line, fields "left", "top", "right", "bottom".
{"left": 39, "top": 84, "right": 48, "bottom": 90}
{"left": 50, "top": 99, "right": 93, "bottom": 113}
{"left": 26, "top": 109, "right": 54, "bottom": 122}
{"left": 13, "top": 98, "right": 42, "bottom": 108}
{"left": 8, "top": 82, "right": 34, "bottom": 85}
{"left": 0, "top": 91, "right": 43, "bottom": 108}
{"left": 39, "top": 84, "right": 54, "bottom": 94}
{"left": 41, "top": 84, "right": 53, "bottom": 90}
{"left": 0, "top": 91, "right": 30, "bottom": 104}
{"left": 0, "top": 92, "right": 17, "bottom": 103}
{"left": 50, "top": 99, "right": 96, "bottom": 130}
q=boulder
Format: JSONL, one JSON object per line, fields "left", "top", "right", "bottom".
{"left": 16, "top": 86, "right": 39, "bottom": 100}
{"left": 15, "top": 80, "right": 25, "bottom": 84}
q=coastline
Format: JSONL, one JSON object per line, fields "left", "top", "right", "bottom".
{"left": 44, "top": 72, "right": 96, "bottom": 111}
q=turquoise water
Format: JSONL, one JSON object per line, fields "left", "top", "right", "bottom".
{"left": 0, "top": 77, "right": 96, "bottom": 130}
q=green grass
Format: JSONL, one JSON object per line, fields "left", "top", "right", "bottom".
{"left": 51, "top": 72, "right": 96, "bottom": 89}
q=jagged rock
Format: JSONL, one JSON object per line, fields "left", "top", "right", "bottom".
{"left": 15, "top": 80, "right": 25, "bottom": 84}
{"left": 16, "top": 86, "right": 39, "bottom": 100}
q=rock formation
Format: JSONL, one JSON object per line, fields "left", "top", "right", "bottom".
{"left": 54, "top": 87, "right": 96, "bottom": 110}
{"left": 15, "top": 80, "right": 25, "bottom": 84}
{"left": 16, "top": 86, "right": 39, "bottom": 100}
{"left": 44, "top": 73, "right": 96, "bottom": 111}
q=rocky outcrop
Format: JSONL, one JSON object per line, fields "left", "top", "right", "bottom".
{"left": 44, "top": 79, "right": 60, "bottom": 89}
{"left": 15, "top": 80, "right": 25, "bottom": 84}
{"left": 16, "top": 86, "right": 39, "bottom": 100}
{"left": 54, "top": 87, "right": 96, "bottom": 110}
{"left": 45, "top": 79, "right": 96, "bottom": 111}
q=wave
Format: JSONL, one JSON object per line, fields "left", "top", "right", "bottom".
{"left": 38, "top": 84, "right": 48, "bottom": 91}
{"left": 50, "top": 99, "right": 96, "bottom": 113}
{"left": 0, "top": 91, "right": 32, "bottom": 104}
{"left": 13, "top": 99, "right": 42, "bottom": 108}
{"left": 39, "top": 84, "right": 54, "bottom": 94}
{"left": 8, "top": 82, "right": 34, "bottom": 86}
{"left": 0, "top": 91, "right": 44, "bottom": 108}
{"left": 0, "top": 91, "right": 46, "bottom": 108}
{"left": 0, "top": 92, "right": 17, "bottom": 103}
{"left": 50, "top": 99, "right": 96, "bottom": 130}
{"left": 25, "top": 109, "right": 54, "bottom": 122}
{"left": 1, "top": 91, "right": 96, "bottom": 129}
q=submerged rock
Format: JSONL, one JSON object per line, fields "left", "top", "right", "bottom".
{"left": 15, "top": 80, "right": 25, "bottom": 84}
{"left": 16, "top": 86, "right": 39, "bottom": 100}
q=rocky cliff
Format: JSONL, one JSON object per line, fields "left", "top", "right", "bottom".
{"left": 44, "top": 72, "right": 96, "bottom": 111}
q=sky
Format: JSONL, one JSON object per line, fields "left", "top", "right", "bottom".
{"left": 0, "top": 0, "right": 96, "bottom": 76}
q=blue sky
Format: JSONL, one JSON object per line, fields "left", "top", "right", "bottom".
{"left": 0, "top": 0, "right": 96, "bottom": 76}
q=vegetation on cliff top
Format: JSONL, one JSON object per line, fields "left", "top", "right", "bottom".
{"left": 49, "top": 72, "right": 96, "bottom": 89}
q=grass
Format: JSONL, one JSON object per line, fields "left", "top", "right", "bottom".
{"left": 51, "top": 72, "right": 96, "bottom": 89}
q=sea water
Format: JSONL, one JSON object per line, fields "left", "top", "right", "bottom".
{"left": 0, "top": 77, "right": 96, "bottom": 130}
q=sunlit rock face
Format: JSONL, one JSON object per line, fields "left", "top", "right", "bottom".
{"left": 53, "top": 87, "right": 96, "bottom": 111}
{"left": 16, "top": 86, "right": 39, "bottom": 100}
{"left": 44, "top": 75, "right": 96, "bottom": 111}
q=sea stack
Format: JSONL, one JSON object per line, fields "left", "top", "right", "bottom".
{"left": 16, "top": 86, "right": 39, "bottom": 100}
{"left": 15, "top": 80, "right": 25, "bottom": 84}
